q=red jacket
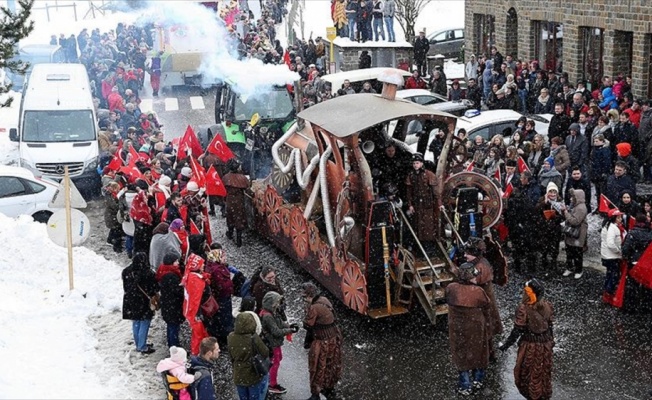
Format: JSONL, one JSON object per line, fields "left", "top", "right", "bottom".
{"left": 624, "top": 107, "right": 642, "bottom": 128}
{"left": 107, "top": 92, "right": 125, "bottom": 113}
{"left": 405, "top": 76, "right": 427, "bottom": 90}
{"left": 155, "top": 263, "right": 182, "bottom": 282}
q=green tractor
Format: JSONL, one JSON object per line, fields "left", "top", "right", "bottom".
{"left": 199, "top": 82, "right": 296, "bottom": 178}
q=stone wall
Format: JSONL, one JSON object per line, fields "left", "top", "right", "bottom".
{"left": 465, "top": 0, "right": 652, "bottom": 98}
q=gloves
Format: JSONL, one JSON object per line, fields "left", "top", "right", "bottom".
{"left": 289, "top": 323, "right": 300, "bottom": 333}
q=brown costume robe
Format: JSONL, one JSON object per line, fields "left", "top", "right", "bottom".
{"left": 222, "top": 172, "right": 251, "bottom": 231}
{"left": 473, "top": 256, "right": 504, "bottom": 337}
{"left": 513, "top": 301, "right": 554, "bottom": 400}
{"left": 405, "top": 168, "right": 438, "bottom": 242}
{"left": 446, "top": 282, "right": 490, "bottom": 371}
{"left": 304, "top": 296, "right": 343, "bottom": 395}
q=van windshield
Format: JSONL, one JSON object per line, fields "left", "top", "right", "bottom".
{"left": 22, "top": 110, "right": 96, "bottom": 142}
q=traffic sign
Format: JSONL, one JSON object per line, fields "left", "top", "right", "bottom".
{"left": 47, "top": 208, "right": 91, "bottom": 247}
{"left": 49, "top": 179, "right": 87, "bottom": 209}
{"left": 326, "top": 27, "right": 337, "bottom": 41}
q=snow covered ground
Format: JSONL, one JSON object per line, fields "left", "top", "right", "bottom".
{"left": 0, "top": 214, "right": 156, "bottom": 399}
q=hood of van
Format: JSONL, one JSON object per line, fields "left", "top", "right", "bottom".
{"left": 20, "top": 141, "right": 98, "bottom": 173}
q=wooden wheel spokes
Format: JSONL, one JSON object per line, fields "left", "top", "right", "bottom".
{"left": 332, "top": 247, "right": 347, "bottom": 277}
{"left": 254, "top": 189, "right": 265, "bottom": 214}
{"left": 290, "top": 207, "right": 310, "bottom": 260}
{"left": 308, "top": 221, "right": 320, "bottom": 253}
{"left": 265, "top": 187, "right": 282, "bottom": 234}
{"left": 341, "top": 261, "right": 369, "bottom": 314}
{"left": 318, "top": 243, "right": 332, "bottom": 276}
{"left": 442, "top": 171, "right": 503, "bottom": 229}
{"left": 281, "top": 207, "right": 291, "bottom": 236}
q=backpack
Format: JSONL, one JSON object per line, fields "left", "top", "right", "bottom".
{"left": 161, "top": 372, "right": 191, "bottom": 400}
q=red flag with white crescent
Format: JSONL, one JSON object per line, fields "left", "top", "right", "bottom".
{"left": 206, "top": 133, "right": 235, "bottom": 162}
{"left": 517, "top": 156, "right": 530, "bottom": 173}
{"left": 206, "top": 165, "right": 227, "bottom": 196}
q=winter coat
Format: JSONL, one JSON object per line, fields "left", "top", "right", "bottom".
{"left": 535, "top": 196, "right": 564, "bottom": 247}
{"left": 610, "top": 122, "right": 638, "bottom": 152}
{"left": 413, "top": 37, "right": 430, "bottom": 61}
{"left": 405, "top": 168, "right": 438, "bottom": 242}
{"left": 222, "top": 172, "right": 250, "bottom": 231}
{"left": 527, "top": 147, "right": 550, "bottom": 177}
{"left": 156, "top": 356, "right": 195, "bottom": 384}
{"left": 534, "top": 95, "right": 554, "bottom": 114}
{"left": 122, "top": 261, "right": 158, "bottom": 321}
{"left": 104, "top": 194, "right": 121, "bottom": 230}
{"left": 538, "top": 167, "right": 563, "bottom": 193}
{"left": 622, "top": 225, "right": 652, "bottom": 263}
{"left": 446, "top": 282, "right": 490, "bottom": 371}
{"left": 564, "top": 177, "right": 591, "bottom": 208}
{"left": 119, "top": 190, "right": 136, "bottom": 236}
{"left": 599, "top": 87, "right": 618, "bottom": 110}
{"left": 550, "top": 145, "right": 570, "bottom": 176}
{"left": 159, "top": 271, "right": 185, "bottom": 325}
{"left": 601, "top": 223, "right": 622, "bottom": 260}
{"left": 604, "top": 174, "right": 636, "bottom": 204}
{"left": 252, "top": 276, "right": 284, "bottom": 313}
{"left": 259, "top": 291, "right": 292, "bottom": 349}
{"left": 618, "top": 154, "right": 641, "bottom": 182}
{"left": 638, "top": 109, "right": 652, "bottom": 145}
{"left": 188, "top": 356, "right": 216, "bottom": 400}
{"left": 150, "top": 231, "right": 182, "bottom": 270}
{"left": 590, "top": 145, "right": 612, "bottom": 182}
{"left": 227, "top": 312, "right": 269, "bottom": 387}
{"left": 563, "top": 189, "right": 588, "bottom": 247}
{"left": 205, "top": 261, "right": 234, "bottom": 299}
{"left": 564, "top": 134, "right": 589, "bottom": 167}
{"left": 473, "top": 257, "right": 503, "bottom": 336}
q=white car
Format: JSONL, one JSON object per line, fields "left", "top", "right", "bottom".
{"left": 0, "top": 165, "right": 59, "bottom": 222}
{"left": 403, "top": 110, "right": 551, "bottom": 162}
{"left": 396, "top": 89, "right": 472, "bottom": 116}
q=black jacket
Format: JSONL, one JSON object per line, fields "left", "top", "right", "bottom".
{"left": 122, "top": 262, "right": 158, "bottom": 320}
{"left": 565, "top": 134, "right": 589, "bottom": 167}
{"left": 414, "top": 37, "right": 430, "bottom": 60}
{"left": 604, "top": 174, "right": 636, "bottom": 203}
{"left": 564, "top": 177, "right": 592, "bottom": 209}
{"left": 160, "top": 273, "right": 185, "bottom": 324}
{"left": 622, "top": 225, "right": 652, "bottom": 264}
{"left": 548, "top": 113, "right": 571, "bottom": 142}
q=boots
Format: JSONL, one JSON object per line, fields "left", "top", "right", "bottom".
{"left": 321, "top": 388, "right": 339, "bottom": 400}
{"left": 236, "top": 230, "right": 242, "bottom": 247}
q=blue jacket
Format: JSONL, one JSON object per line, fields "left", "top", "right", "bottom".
{"left": 599, "top": 87, "right": 618, "bottom": 110}
{"left": 590, "top": 145, "right": 612, "bottom": 180}
{"left": 189, "top": 356, "right": 216, "bottom": 400}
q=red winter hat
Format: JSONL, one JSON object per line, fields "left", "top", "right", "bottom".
{"left": 616, "top": 142, "right": 631, "bottom": 157}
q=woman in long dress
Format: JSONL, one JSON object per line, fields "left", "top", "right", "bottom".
{"left": 499, "top": 279, "right": 554, "bottom": 400}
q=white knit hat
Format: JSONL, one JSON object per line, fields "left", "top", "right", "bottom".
{"left": 159, "top": 175, "right": 171, "bottom": 187}
{"left": 546, "top": 182, "right": 559, "bottom": 193}
{"left": 181, "top": 167, "right": 192, "bottom": 178}
{"left": 169, "top": 346, "right": 187, "bottom": 363}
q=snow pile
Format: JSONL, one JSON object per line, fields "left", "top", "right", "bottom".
{"left": 0, "top": 214, "right": 136, "bottom": 399}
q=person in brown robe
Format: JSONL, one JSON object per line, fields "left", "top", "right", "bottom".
{"left": 499, "top": 279, "right": 554, "bottom": 400}
{"left": 222, "top": 159, "right": 251, "bottom": 247}
{"left": 464, "top": 237, "right": 504, "bottom": 360}
{"left": 302, "top": 282, "right": 343, "bottom": 400}
{"left": 405, "top": 152, "right": 438, "bottom": 243}
{"left": 446, "top": 262, "right": 491, "bottom": 396}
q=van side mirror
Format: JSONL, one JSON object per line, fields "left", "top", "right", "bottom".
{"left": 9, "top": 128, "right": 18, "bottom": 142}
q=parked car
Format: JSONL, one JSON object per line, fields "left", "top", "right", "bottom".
{"left": 396, "top": 89, "right": 472, "bottom": 116}
{"left": 402, "top": 110, "right": 551, "bottom": 161}
{"left": 427, "top": 27, "right": 464, "bottom": 60}
{"left": 0, "top": 165, "right": 59, "bottom": 222}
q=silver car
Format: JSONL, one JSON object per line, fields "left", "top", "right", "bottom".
{"left": 396, "top": 89, "right": 472, "bottom": 117}
{"left": 427, "top": 27, "right": 464, "bottom": 60}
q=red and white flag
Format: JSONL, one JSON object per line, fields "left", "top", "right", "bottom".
{"left": 493, "top": 167, "right": 501, "bottom": 182}
{"left": 502, "top": 182, "right": 513, "bottom": 199}
{"left": 189, "top": 156, "right": 206, "bottom": 188}
{"left": 190, "top": 219, "right": 202, "bottom": 235}
{"left": 206, "top": 133, "right": 235, "bottom": 162}
{"left": 466, "top": 161, "right": 475, "bottom": 171}
{"left": 178, "top": 125, "right": 204, "bottom": 160}
{"left": 598, "top": 194, "right": 617, "bottom": 213}
{"left": 206, "top": 165, "right": 227, "bottom": 196}
{"left": 517, "top": 156, "right": 530, "bottom": 173}
{"left": 106, "top": 152, "right": 123, "bottom": 171}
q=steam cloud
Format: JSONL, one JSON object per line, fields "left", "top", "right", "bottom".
{"left": 132, "top": 1, "right": 299, "bottom": 98}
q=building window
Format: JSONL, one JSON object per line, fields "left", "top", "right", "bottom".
{"left": 580, "top": 26, "right": 604, "bottom": 91}
{"left": 534, "top": 21, "right": 563, "bottom": 73}
{"left": 613, "top": 30, "right": 633, "bottom": 78}
{"left": 647, "top": 34, "right": 652, "bottom": 98}
{"left": 473, "top": 14, "right": 495, "bottom": 57}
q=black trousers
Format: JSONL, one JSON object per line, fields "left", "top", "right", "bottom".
{"left": 566, "top": 245, "right": 584, "bottom": 273}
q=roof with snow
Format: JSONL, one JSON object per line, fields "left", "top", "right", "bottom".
{"left": 298, "top": 93, "right": 456, "bottom": 138}
{"left": 325, "top": 37, "right": 413, "bottom": 48}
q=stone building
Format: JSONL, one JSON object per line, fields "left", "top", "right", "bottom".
{"left": 465, "top": 0, "right": 652, "bottom": 98}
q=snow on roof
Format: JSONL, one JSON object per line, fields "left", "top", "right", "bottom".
{"left": 327, "top": 37, "right": 413, "bottom": 48}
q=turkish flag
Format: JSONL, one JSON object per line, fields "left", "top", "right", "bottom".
{"left": 128, "top": 144, "right": 140, "bottom": 167}
{"left": 202, "top": 207, "right": 212, "bottom": 244}
{"left": 630, "top": 243, "right": 652, "bottom": 289}
{"left": 599, "top": 194, "right": 617, "bottom": 213}
{"left": 283, "top": 50, "right": 291, "bottom": 67}
{"left": 190, "top": 219, "right": 202, "bottom": 235}
{"left": 517, "top": 156, "right": 530, "bottom": 173}
{"left": 206, "top": 165, "right": 227, "bottom": 196}
{"left": 189, "top": 156, "right": 206, "bottom": 188}
{"left": 119, "top": 164, "right": 143, "bottom": 181}
{"left": 466, "top": 161, "right": 474, "bottom": 171}
{"left": 493, "top": 167, "right": 501, "bottom": 182}
{"left": 206, "top": 133, "right": 235, "bottom": 162}
{"left": 107, "top": 153, "right": 123, "bottom": 171}
{"left": 502, "top": 182, "right": 513, "bottom": 199}
{"left": 179, "top": 125, "right": 204, "bottom": 159}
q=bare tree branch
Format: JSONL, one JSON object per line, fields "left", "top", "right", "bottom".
{"left": 394, "top": 0, "right": 432, "bottom": 43}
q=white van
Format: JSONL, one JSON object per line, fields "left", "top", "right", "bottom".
{"left": 9, "top": 64, "right": 100, "bottom": 195}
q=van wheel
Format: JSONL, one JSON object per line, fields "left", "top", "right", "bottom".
{"left": 32, "top": 211, "right": 53, "bottom": 224}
